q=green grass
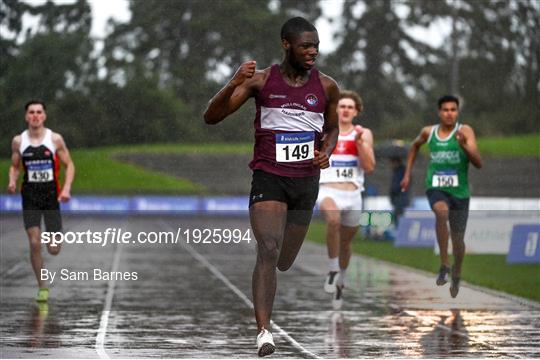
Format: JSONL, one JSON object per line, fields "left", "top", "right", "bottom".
{"left": 476, "top": 134, "right": 540, "bottom": 157}
{"left": 307, "top": 220, "right": 540, "bottom": 302}
{"left": 0, "top": 148, "right": 205, "bottom": 195}
{"left": 68, "top": 149, "right": 204, "bottom": 194}
{"left": 0, "top": 143, "right": 255, "bottom": 195}
{"left": 98, "top": 142, "right": 252, "bottom": 155}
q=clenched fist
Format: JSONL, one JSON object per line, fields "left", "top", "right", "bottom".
{"left": 230, "top": 61, "right": 257, "bottom": 87}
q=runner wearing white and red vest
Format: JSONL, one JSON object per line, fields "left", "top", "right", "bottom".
{"left": 319, "top": 127, "right": 366, "bottom": 190}
{"left": 8, "top": 99, "right": 75, "bottom": 303}
{"left": 317, "top": 90, "right": 375, "bottom": 310}
{"left": 204, "top": 17, "right": 340, "bottom": 357}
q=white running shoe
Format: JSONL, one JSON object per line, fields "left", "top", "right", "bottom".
{"left": 256, "top": 328, "right": 275, "bottom": 357}
{"left": 332, "top": 285, "right": 344, "bottom": 310}
{"left": 324, "top": 271, "right": 340, "bottom": 293}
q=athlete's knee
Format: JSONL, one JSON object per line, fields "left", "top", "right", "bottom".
{"left": 434, "top": 209, "right": 449, "bottom": 222}
{"left": 326, "top": 215, "right": 341, "bottom": 229}
{"left": 256, "top": 238, "right": 280, "bottom": 265}
{"left": 29, "top": 238, "right": 41, "bottom": 253}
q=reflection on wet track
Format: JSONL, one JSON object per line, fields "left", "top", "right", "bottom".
{"left": 1, "top": 215, "right": 539, "bottom": 358}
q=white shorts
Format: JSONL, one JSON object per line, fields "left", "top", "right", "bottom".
{"left": 317, "top": 185, "right": 363, "bottom": 227}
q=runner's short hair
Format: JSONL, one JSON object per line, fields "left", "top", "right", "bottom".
{"left": 281, "top": 17, "right": 317, "bottom": 42}
{"left": 339, "top": 90, "right": 363, "bottom": 113}
{"left": 25, "top": 99, "right": 47, "bottom": 111}
{"left": 437, "top": 95, "right": 459, "bottom": 109}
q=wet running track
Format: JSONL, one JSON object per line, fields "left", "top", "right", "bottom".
{"left": 1, "top": 214, "right": 539, "bottom": 358}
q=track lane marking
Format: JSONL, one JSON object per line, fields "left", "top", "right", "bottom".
{"left": 161, "top": 220, "right": 321, "bottom": 359}
{"left": 95, "top": 228, "right": 124, "bottom": 359}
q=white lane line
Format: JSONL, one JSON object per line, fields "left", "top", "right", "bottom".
{"left": 162, "top": 221, "right": 321, "bottom": 359}
{"left": 5, "top": 262, "right": 25, "bottom": 276}
{"left": 95, "top": 241, "right": 123, "bottom": 359}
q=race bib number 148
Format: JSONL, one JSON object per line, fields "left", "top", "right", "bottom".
{"left": 275, "top": 132, "right": 315, "bottom": 162}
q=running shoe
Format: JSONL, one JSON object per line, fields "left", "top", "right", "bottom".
{"left": 332, "top": 285, "right": 344, "bottom": 310}
{"left": 37, "top": 302, "right": 49, "bottom": 317}
{"left": 450, "top": 276, "right": 460, "bottom": 298}
{"left": 436, "top": 265, "right": 450, "bottom": 286}
{"left": 257, "top": 328, "right": 275, "bottom": 357}
{"left": 324, "top": 271, "right": 340, "bottom": 293}
{"left": 36, "top": 288, "right": 49, "bottom": 302}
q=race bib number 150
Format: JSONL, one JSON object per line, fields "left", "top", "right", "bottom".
{"left": 432, "top": 170, "right": 459, "bottom": 187}
{"left": 275, "top": 132, "right": 315, "bottom": 162}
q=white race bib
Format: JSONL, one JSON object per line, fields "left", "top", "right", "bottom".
{"left": 27, "top": 161, "right": 54, "bottom": 183}
{"left": 28, "top": 169, "right": 53, "bottom": 183}
{"left": 275, "top": 132, "right": 315, "bottom": 163}
{"left": 328, "top": 160, "right": 358, "bottom": 181}
{"left": 432, "top": 170, "right": 459, "bottom": 187}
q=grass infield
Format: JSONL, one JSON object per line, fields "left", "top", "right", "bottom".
{"left": 0, "top": 143, "right": 253, "bottom": 195}
{"left": 307, "top": 220, "right": 540, "bottom": 302}
{"left": 0, "top": 148, "right": 204, "bottom": 195}
{"left": 476, "top": 134, "right": 540, "bottom": 157}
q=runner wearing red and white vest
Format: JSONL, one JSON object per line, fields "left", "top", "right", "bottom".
{"left": 204, "top": 17, "right": 340, "bottom": 357}
{"left": 318, "top": 90, "right": 375, "bottom": 310}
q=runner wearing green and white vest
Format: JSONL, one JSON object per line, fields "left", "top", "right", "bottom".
{"left": 400, "top": 95, "right": 482, "bottom": 298}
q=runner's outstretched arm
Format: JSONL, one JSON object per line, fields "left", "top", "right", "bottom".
{"left": 355, "top": 126, "right": 375, "bottom": 173}
{"left": 53, "top": 133, "right": 75, "bottom": 202}
{"left": 456, "top": 125, "right": 482, "bottom": 168}
{"left": 7, "top": 136, "right": 21, "bottom": 193}
{"left": 401, "top": 126, "right": 430, "bottom": 192}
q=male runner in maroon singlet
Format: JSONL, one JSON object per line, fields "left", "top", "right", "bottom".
{"left": 204, "top": 17, "right": 340, "bottom": 357}
{"left": 7, "top": 99, "right": 75, "bottom": 302}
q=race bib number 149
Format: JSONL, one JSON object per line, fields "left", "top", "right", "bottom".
{"left": 275, "top": 132, "right": 315, "bottom": 162}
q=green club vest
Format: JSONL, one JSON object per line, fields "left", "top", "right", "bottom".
{"left": 425, "top": 123, "right": 470, "bottom": 198}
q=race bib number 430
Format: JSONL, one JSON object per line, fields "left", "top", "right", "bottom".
{"left": 432, "top": 170, "right": 459, "bottom": 187}
{"left": 275, "top": 132, "right": 315, "bottom": 162}
{"left": 27, "top": 161, "right": 54, "bottom": 183}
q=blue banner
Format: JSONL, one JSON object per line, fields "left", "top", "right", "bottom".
{"left": 507, "top": 224, "right": 540, "bottom": 264}
{"left": 201, "top": 197, "right": 249, "bottom": 215}
{"left": 62, "top": 196, "right": 131, "bottom": 213}
{"left": 394, "top": 216, "right": 436, "bottom": 248}
{"left": 0, "top": 195, "right": 22, "bottom": 211}
{"left": 131, "top": 196, "right": 200, "bottom": 213}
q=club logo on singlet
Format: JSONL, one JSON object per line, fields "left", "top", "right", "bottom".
{"left": 336, "top": 141, "right": 347, "bottom": 153}
{"left": 305, "top": 94, "right": 318, "bottom": 106}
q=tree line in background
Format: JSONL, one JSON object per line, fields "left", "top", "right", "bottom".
{"left": 1, "top": 0, "right": 538, "bottom": 154}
